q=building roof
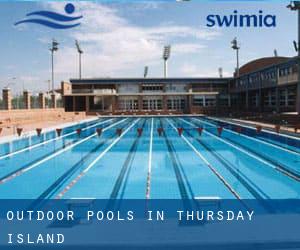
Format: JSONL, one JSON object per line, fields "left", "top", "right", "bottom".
{"left": 70, "top": 77, "right": 232, "bottom": 85}
{"left": 239, "top": 56, "right": 292, "bottom": 76}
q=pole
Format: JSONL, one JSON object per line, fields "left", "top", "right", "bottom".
{"left": 51, "top": 50, "right": 54, "bottom": 94}
{"left": 79, "top": 52, "right": 82, "bottom": 79}
{"left": 236, "top": 48, "right": 240, "bottom": 78}
{"left": 48, "top": 80, "right": 50, "bottom": 94}
{"left": 297, "top": 9, "right": 300, "bottom": 114}
{"left": 164, "top": 60, "right": 167, "bottom": 78}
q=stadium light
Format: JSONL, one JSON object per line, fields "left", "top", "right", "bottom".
{"left": 75, "top": 40, "right": 83, "bottom": 79}
{"left": 231, "top": 37, "right": 240, "bottom": 77}
{"left": 287, "top": 1, "right": 300, "bottom": 114}
{"left": 163, "top": 45, "right": 171, "bottom": 78}
{"left": 218, "top": 67, "right": 223, "bottom": 78}
{"left": 294, "top": 40, "right": 299, "bottom": 52}
{"left": 144, "top": 66, "right": 148, "bottom": 78}
{"left": 4, "top": 77, "right": 17, "bottom": 89}
{"left": 50, "top": 39, "right": 59, "bottom": 94}
{"left": 287, "top": 1, "right": 300, "bottom": 10}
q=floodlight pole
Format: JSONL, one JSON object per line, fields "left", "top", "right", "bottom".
{"left": 231, "top": 38, "right": 240, "bottom": 77}
{"left": 79, "top": 52, "right": 82, "bottom": 79}
{"left": 236, "top": 49, "right": 239, "bottom": 77}
{"left": 287, "top": 1, "right": 300, "bottom": 114}
{"left": 75, "top": 40, "right": 83, "bottom": 79}
{"left": 51, "top": 51, "right": 54, "bottom": 93}
{"left": 163, "top": 45, "right": 171, "bottom": 78}
{"left": 164, "top": 60, "right": 168, "bottom": 78}
{"left": 50, "top": 39, "right": 58, "bottom": 94}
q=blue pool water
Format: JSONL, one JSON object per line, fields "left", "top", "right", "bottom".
{"left": 0, "top": 116, "right": 299, "bottom": 199}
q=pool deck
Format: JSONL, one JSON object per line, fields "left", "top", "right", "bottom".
{"left": 225, "top": 118, "right": 300, "bottom": 137}
{"left": 0, "top": 109, "right": 94, "bottom": 141}
{"left": 0, "top": 112, "right": 299, "bottom": 143}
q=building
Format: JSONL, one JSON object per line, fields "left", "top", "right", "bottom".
{"left": 62, "top": 77, "right": 231, "bottom": 115}
{"left": 229, "top": 56, "right": 299, "bottom": 114}
{"left": 62, "top": 56, "right": 300, "bottom": 115}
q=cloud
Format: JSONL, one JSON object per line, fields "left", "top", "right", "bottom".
{"left": 41, "top": 1, "right": 221, "bottom": 81}
{"left": 180, "top": 62, "right": 231, "bottom": 77}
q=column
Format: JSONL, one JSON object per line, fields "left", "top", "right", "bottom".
{"left": 138, "top": 83, "right": 143, "bottom": 112}
{"left": 275, "top": 87, "right": 280, "bottom": 113}
{"left": 51, "top": 94, "right": 57, "bottom": 109}
{"left": 2, "top": 88, "right": 12, "bottom": 110}
{"left": 162, "top": 96, "right": 167, "bottom": 112}
{"left": 297, "top": 83, "right": 300, "bottom": 114}
{"left": 138, "top": 96, "right": 143, "bottom": 112}
{"left": 258, "top": 88, "right": 262, "bottom": 112}
{"left": 188, "top": 95, "right": 193, "bottom": 113}
{"left": 72, "top": 96, "right": 76, "bottom": 111}
{"left": 85, "top": 96, "right": 90, "bottom": 113}
{"left": 23, "top": 90, "right": 31, "bottom": 109}
{"left": 246, "top": 91, "right": 249, "bottom": 110}
{"left": 39, "top": 93, "right": 46, "bottom": 109}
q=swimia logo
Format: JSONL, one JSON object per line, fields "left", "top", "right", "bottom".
{"left": 15, "top": 3, "right": 82, "bottom": 29}
{"left": 206, "top": 10, "right": 276, "bottom": 28}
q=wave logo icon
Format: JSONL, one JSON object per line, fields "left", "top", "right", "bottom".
{"left": 14, "top": 3, "right": 82, "bottom": 29}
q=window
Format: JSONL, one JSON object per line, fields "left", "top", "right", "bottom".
{"left": 279, "top": 67, "right": 292, "bottom": 77}
{"left": 142, "top": 84, "right": 163, "bottom": 92}
{"left": 193, "top": 97, "right": 204, "bottom": 106}
{"left": 118, "top": 99, "right": 138, "bottom": 111}
{"left": 205, "top": 96, "right": 216, "bottom": 107}
{"left": 193, "top": 96, "right": 216, "bottom": 107}
{"left": 264, "top": 90, "right": 276, "bottom": 107}
{"left": 167, "top": 97, "right": 185, "bottom": 110}
{"left": 142, "top": 99, "right": 162, "bottom": 110}
{"left": 263, "top": 70, "right": 276, "bottom": 80}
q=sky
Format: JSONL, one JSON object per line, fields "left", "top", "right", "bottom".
{"left": 0, "top": 0, "right": 298, "bottom": 95}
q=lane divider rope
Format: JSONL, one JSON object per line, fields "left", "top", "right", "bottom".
{"left": 0, "top": 118, "right": 128, "bottom": 185}
{"left": 0, "top": 118, "right": 114, "bottom": 161}
{"left": 146, "top": 118, "right": 154, "bottom": 199}
{"left": 56, "top": 118, "right": 140, "bottom": 199}
{"left": 166, "top": 118, "right": 241, "bottom": 200}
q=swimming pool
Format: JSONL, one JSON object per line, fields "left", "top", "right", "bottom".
{"left": 0, "top": 116, "right": 299, "bottom": 199}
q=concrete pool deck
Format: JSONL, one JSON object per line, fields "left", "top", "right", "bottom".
{"left": 0, "top": 109, "right": 91, "bottom": 138}
{"left": 0, "top": 111, "right": 299, "bottom": 143}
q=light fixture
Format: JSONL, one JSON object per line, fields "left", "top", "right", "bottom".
{"left": 162, "top": 45, "right": 171, "bottom": 78}
{"left": 231, "top": 38, "right": 240, "bottom": 77}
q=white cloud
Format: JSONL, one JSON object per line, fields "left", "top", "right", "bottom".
{"left": 41, "top": 1, "right": 221, "bottom": 81}
{"left": 180, "top": 62, "right": 231, "bottom": 77}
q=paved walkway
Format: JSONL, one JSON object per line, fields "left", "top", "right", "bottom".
{"left": 0, "top": 109, "right": 89, "bottom": 137}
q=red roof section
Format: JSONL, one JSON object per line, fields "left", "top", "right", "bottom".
{"left": 239, "top": 57, "right": 291, "bottom": 76}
